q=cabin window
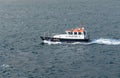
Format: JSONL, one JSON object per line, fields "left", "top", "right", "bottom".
{"left": 68, "top": 32, "right": 73, "bottom": 35}
{"left": 84, "top": 31, "right": 86, "bottom": 35}
{"left": 78, "top": 32, "right": 81, "bottom": 35}
{"left": 74, "top": 32, "right": 77, "bottom": 35}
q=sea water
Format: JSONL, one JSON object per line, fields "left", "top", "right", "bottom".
{"left": 0, "top": 0, "right": 120, "bottom": 78}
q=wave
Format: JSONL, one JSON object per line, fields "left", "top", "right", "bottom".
{"left": 43, "top": 40, "right": 62, "bottom": 45}
{"left": 1, "top": 64, "right": 10, "bottom": 68}
{"left": 91, "top": 38, "right": 120, "bottom": 45}
{"left": 42, "top": 38, "right": 120, "bottom": 45}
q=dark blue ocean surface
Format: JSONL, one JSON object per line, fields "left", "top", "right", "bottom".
{"left": 0, "top": 0, "right": 120, "bottom": 78}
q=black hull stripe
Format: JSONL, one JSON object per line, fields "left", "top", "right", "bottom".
{"left": 40, "top": 36, "right": 90, "bottom": 42}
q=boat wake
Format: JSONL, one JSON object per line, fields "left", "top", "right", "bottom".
{"left": 42, "top": 38, "right": 120, "bottom": 45}
{"left": 91, "top": 38, "right": 120, "bottom": 45}
{"left": 43, "top": 40, "right": 62, "bottom": 45}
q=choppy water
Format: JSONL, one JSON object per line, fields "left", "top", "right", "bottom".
{"left": 0, "top": 0, "right": 120, "bottom": 78}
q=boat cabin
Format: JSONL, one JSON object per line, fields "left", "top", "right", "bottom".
{"left": 53, "top": 27, "right": 88, "bottom": 39}
{"left": 65, "top": 27, "right": 86, "bottom": 35}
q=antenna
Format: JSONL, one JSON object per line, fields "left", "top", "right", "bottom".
{"left": 79, "top": 21, "right": 83, "bottom": 28}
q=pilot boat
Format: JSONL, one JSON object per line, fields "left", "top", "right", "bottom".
{"left": 40, "top": 27, "right": 90, "bottom": 43}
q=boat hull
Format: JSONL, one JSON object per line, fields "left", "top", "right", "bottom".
{"left": 40, "top": 36, "right": 90, "bottom": 43}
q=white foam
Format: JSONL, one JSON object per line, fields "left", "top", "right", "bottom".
{"left": 43, "top": 40, "right": 62, "bottom": 45}
{"left": 91, "top": 38, "right": 120, "bottom": 45}
{"left": 43, "top": 40, "right": 90, "bottom": 45}
{"left": 1, "top": 64, "right": 10, "bottom": 68}
{"left": 71, "top": 42, "right": 91, "bottom": 45}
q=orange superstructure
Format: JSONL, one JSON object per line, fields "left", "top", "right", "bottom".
{"left": 66, "top": 27, "right": 84, "bottom": 33}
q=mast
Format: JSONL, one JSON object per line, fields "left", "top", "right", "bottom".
{"left": 79, "top": 21, "right": 83, "bottom": 28}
